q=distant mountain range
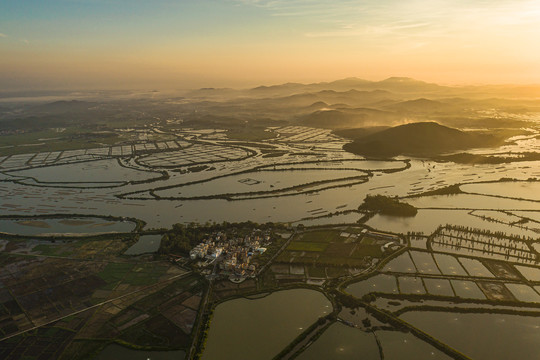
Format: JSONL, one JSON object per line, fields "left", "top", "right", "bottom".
{"left": 187, "top": 77, "right": 447, "bottom": 99}
{"left": 187, "top": 77, "right": 540, "bottom": 100}
{"left": 4, "top": 77, "right": 540, "bottom": 141}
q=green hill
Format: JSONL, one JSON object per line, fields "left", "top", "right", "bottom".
{"left": 359, "top": 195, "right": 417, "bottom": 217}
{"left": 343, "top": 121, "right": 503, "bottom": 157}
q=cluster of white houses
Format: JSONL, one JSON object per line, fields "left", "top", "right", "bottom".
{"left": 190, "top": 231, "right": 270, "bottom": 276}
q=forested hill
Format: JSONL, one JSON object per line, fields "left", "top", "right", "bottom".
{"left": 343, "top": 122, "right": 502, "bottom": 157}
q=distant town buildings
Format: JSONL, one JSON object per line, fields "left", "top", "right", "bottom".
{"left": 189, "top": 230, "right": 271, "bottom": 279}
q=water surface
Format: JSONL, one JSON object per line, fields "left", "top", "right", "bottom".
{"left": 202, "top": 289, "right": 332, "bottom": 360}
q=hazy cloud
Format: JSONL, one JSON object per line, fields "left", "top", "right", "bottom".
{"left": 235, "top": 0, "right": 540, "bottom": 37}
{"left": 0, "top": 33, "right": 7, "bottom": 38}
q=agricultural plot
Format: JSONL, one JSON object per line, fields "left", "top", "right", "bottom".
{"left": 470, "top": 210, "right": 523, "bottom": 225}
{"left": 0, "top": 140, "right": 184, "bottom": 171}
{"left": 430, "top": 226, "right": 538, "bottom": 265}
{"left": 433, "top": 253, "right": 468, "bottom": 276}
{"left": 423, "top": 278, "right": 454, "bottom": 297}
{"left": 136, "top": 143, "right": 251, "bottom": 168}
{"left": 2, "top": 237, "right": 130, "bottom": 259}
{"left": 6, "top": 158, "right": 163, "bottom": 187}
{"left": 0, "top": 320, "right": 86, "bottom": 360}
{"left": 477, "top": 282, "right": 515, "bottom": 301}
{"left": 347, "top": 242, "right": 540, "bottom": 308}
{"left": 409, "top": 251, "right": 440, "bottom": 275}
{"left": 451, "top": 280, "right": 486, "bottom": 299}
{"left": 514, "top": 265, "right": 540, "bottom": 281}
{"left": 4, "top": 273, "right": 202, "bottom": 360}
{"left": 457, "top": 258, "right": 495, "bottom": 278}
{"left": 381, "top": 252, "right": 417, "bottom": 273}
{"left": 461, "top": 181, "right": 540, "bottom": 201}
{"left": 398, "top": 276, "right": 426, "bottom": 295}
{"left": 0, "top": 234, "right": 188, "bottom": 347}
{"left": 155, "top": 168, "right": 367, "bottom": 200}
{"left": 347, "top": 267, "right": 540, "bottom": 302}
{"left": 103, "top": 275, "right": 202, "bottom": 348}
{"left": 482, "top": 260, "right": 521, "bottom": 280}
{"left": 273, "top": 126, "right": 342, "bottom": 144}
{"left": 353, "top": 241, "right": 540, "bottom": 304}
{"left": 345, "top": 274, "right": 399, "bottom": 298}
{"left": 504, "top": 284, "right": 540, "bottom": 302}
{"left": 276, "top": 228, "right": 396, "bottom": 269}
{"left": 2, "top": 120, "right": 540, "bottom": 359}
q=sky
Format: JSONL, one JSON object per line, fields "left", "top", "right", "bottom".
{"left": 1, "top": 0, "right": 540, "bottom": 90}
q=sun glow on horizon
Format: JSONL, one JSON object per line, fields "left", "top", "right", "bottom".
{"left": 1, "top": 0, "right": 540, "bottom": 90}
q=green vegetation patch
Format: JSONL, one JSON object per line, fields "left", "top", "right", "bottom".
{"left": 286, "top": 241, "right": 328, "bottom": 252}
{"left": 359, "top": 194, "right": 417, "bottom": 217}
{"left": 299, "top": 230, "right": 341, "bottom": 243}
{"left": 97, "top": 263, "right": 135, "bottom": 284}
{"left": 275, "top": 251, "right": 296, "bottom": 263}
{"left": 313, "top": 255, "right": 366, "bottom": 267}
{"left": 408, "top": 184, "right": 462, "bottom": 197}
{"left": 325, "top": 267, "right": 350, "bottom": 278}
{"left": 324, "top": 242, "right": 356, "bottom": 257}
{"left": 122, "top": 263, "right": 169, "bottom": 286}
{"left": 32, "top": 244, "right": 63, "bottom": 256}
{"left": 306, "top": 266, "right": 327, "bottom": 278}
{"left": 350, "top": 245, "right": 383, "bottom": 258}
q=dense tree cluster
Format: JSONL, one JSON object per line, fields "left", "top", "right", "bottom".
{"left": 358, "top": 195, "right": 417, "bottom": 216}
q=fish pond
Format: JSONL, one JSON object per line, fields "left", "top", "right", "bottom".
{"left": 202, "top": 289, "right": 332, "bottom": 360}
{"left": 296, "top": 322, "right": 380, "bottom": 360}
{"left": 400, "top": 311, "right": 540, "bottom": 360}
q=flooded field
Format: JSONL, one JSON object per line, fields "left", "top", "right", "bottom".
{"left": 6, "top": 159, "right": 162, "bottom": 186}
{"left": 2, "top": 124, "right": 540, "bottom": 360}
{"left": 410, "top": 251, "right": 440, "bottom": 274}
{"left": 400, "top": 311, "right": 540, "bottom": 360}
{"left": 367, "top": 209, "right": 539, "bottom": 238}
{"left": 514, "top": 265, "right": 540, "bottom": 281}
{"left": 270, "top": 159, "right": 408, "bottom": 171}
{"left": 345, "top": 274, "right": 399, "bottom": 298}
{"left": 137, "top": 143, "right": 251, "bottom": 168}
{"left": 451, "top": 280, "right": 486, "bottom": 299}
{"left": 296, "top": 323, "right": 380, "bottom": 360}
{"left": 0, "top": 130, "right": 539, "bottom": 231}
{"left": 407, "top": 193, "right": 540, "bottom": 211}
{"left": 461, "top": 181, "right": 540, "bottom": 201}
{"left": 202, "top": 289, "right": 332, "bottom": 360}
{"left": 433, "top": 254, "right": 469, "bottom": 276}
{"left": 398, "top": 276, "right": 426, "bottom": 294}
{"left": 423, "top": 278, "right": 455, "bottom": 297}
{"left": 381, "top": 252, "right": 417, "bottom": 273}
{"left": 155, "top": 169, "right": 367, "bottom": 199}
{"left": 0, "top": 217, "right": 135, "bottom": 235}
{"left": 375, "top": 330, "right": 452, "bottom": 360}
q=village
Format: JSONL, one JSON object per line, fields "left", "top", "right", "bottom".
{"left": 189, "top": 229, "right": 271, "bottom": 280}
